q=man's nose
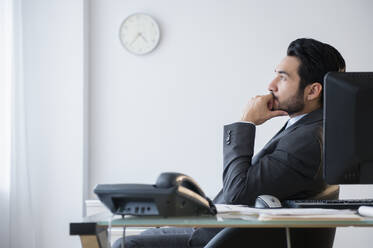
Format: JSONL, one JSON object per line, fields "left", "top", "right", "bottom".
{"left": 268, "top": 78, "right": 278, "bottom": 92}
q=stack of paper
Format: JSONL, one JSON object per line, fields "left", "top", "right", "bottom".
{"left": 215, "top": 204, "right": 363, "bottom": 221}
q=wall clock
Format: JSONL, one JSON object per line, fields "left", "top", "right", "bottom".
{"left": 119, "top": 13, "right": 161, "bottom": 55}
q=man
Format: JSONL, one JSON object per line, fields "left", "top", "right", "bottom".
{"left": 114, "top": 38, "right": 345, "bottom": 248}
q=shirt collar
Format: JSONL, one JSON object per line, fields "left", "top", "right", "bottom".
{"left": 285, "top": 113, "right": 308, "bottom": 130}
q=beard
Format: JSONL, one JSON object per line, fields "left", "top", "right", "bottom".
{"left": 273, "top": 88, "right": 305, "bottom": 116}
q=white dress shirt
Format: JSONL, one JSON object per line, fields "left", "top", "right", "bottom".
{"left": 285, "top": 113, "right": 308, "bottom": 129}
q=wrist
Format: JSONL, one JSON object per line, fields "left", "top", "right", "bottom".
{"left": 238, "top": 121, "right": 256, "bottom": 126}
{"left": 240, "top": 116, "right": 256, "bottom": 125}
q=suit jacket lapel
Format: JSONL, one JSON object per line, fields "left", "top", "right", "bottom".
{"left": 252, "top": 108, "right": 323, "bottom": 164}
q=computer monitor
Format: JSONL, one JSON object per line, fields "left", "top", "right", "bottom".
{"left": 323, "top": 72, "right": 373, "bottom": 184}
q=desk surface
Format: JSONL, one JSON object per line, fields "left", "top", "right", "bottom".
{"left": 96, "top": 214, "right": 373, "bottom": 228}
{"left": 71, "top": 213, "right": 373, "bottom": 248}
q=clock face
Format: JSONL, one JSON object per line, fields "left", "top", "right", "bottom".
{"left": 119, "top": 13, "right": 160, "bottom": 55}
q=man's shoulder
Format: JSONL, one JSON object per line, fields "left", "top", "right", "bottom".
{"left": 291, "top": 109, "right": 323, "bottom": 137}
{"left": 297, "top": 108, "right": 323, "bottom": 126}
{"left": 298, "top": 117, "right": 323, "bottom": 132}
{"left": 278, "top": 121, "right": 323, "bottom": 153}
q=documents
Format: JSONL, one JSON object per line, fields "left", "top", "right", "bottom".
{"left": 215, "top": 204, "right": 363, "bottom": 221}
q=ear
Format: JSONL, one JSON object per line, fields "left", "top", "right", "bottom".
{"left": 305, "top": 82, "right": 322, "bottom": 101}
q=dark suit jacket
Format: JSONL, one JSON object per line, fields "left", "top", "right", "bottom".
{"left": 189, "top": 108, "right": 335, "bottom": 248}
{"left": 216, "top": 107, "right": 326, "bottom": 205}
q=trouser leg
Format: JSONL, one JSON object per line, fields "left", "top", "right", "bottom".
{"left": 204, "top": 228, "right": 288, "bottom": 248}
{"left": 204, "top": 227, "right": 336, "bottom": 248}
{"left": 112, "top": 227, "right": 194, "bottom": 248}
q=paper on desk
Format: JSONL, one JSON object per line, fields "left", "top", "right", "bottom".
{"left": 216, "top": 213, "right": 258, "bottom": 221}
{"left": 215, "top": 204, "right": 361, "bottom": 221}
{"left": 215, "top": 204, "right": 356, "bottom": 216}
{"left": 251, "top": 208, "right": 357, "bottom": 216}
{"left": 215, "top": 204, "right": 258, "bottom": 214}
{"left": 258, "top": 214, "right": 363, "bottom": 221}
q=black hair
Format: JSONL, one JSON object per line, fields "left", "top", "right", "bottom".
{"left": 287, "top": 38, "right": 345, "bottom": 104}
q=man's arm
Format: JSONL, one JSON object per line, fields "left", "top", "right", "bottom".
{"left": 222, "top": 123, "right": 323, "bottom": 205}
{"left": 221, "top": 94, "right": 322, "bottom": 205}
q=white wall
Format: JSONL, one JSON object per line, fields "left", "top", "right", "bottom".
{"left": 88, "top": 0, "right": 373, "bottom": 247}
{"left": 88, "top": 0, "right": 373, "bottom": 195}
{"left": 22, "top": 0, "right": 85, "bottom": 247}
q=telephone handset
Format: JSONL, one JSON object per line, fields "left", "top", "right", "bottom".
{"left": 155, "top": 172, "right": 206, "bottom": 197}
{"left": 94, "top": 172, "right": 216, "bottom": 217}
{"left": 155, "top": 172, "right": 216, "bottom": 215}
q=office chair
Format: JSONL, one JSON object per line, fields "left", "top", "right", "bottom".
{"left": 205, "top": 185, "right": 340, "bottom": 248}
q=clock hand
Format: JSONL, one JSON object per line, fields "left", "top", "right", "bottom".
{"left": 139, "top": 33, "right": 148, "bottom": 43}
{"left": 130, "top": 33, "right": 140, "bottom": 46}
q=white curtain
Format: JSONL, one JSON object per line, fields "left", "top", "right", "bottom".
{"left": 0, "top": 0, "right": 37, "bottom": 247}
{"left": 0, "top": 0, "right": 13, "bottom": 246}
{"left": 10, "top": 0, "right": 38, "bottom": 246}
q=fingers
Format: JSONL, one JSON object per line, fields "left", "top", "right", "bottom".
{"left": 261, "top": 94, "right": 275, "bottom": 108}
{"left": 262, "top": 93, "right": 274, "bottom": 100}
{"left": 241, "top": 93, "right": 286, "bottom": 125}
{"left": 252, "top": 94, "right": 272, "bottom": 100}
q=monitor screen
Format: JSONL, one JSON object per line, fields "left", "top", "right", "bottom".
{"left": 323, "top": 72, "right": 373, "bottom": 184}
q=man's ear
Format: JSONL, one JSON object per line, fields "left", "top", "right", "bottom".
{"left": 306, "top": 82, "right": 323, "bottom": 101}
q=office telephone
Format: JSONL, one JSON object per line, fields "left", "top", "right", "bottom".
{"left": 94, "top": 172, "right": 216, "bottom": 217}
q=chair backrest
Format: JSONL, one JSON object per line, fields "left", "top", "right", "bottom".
{"left": 307, "top": 185, "right": 340, "bottom": 200}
